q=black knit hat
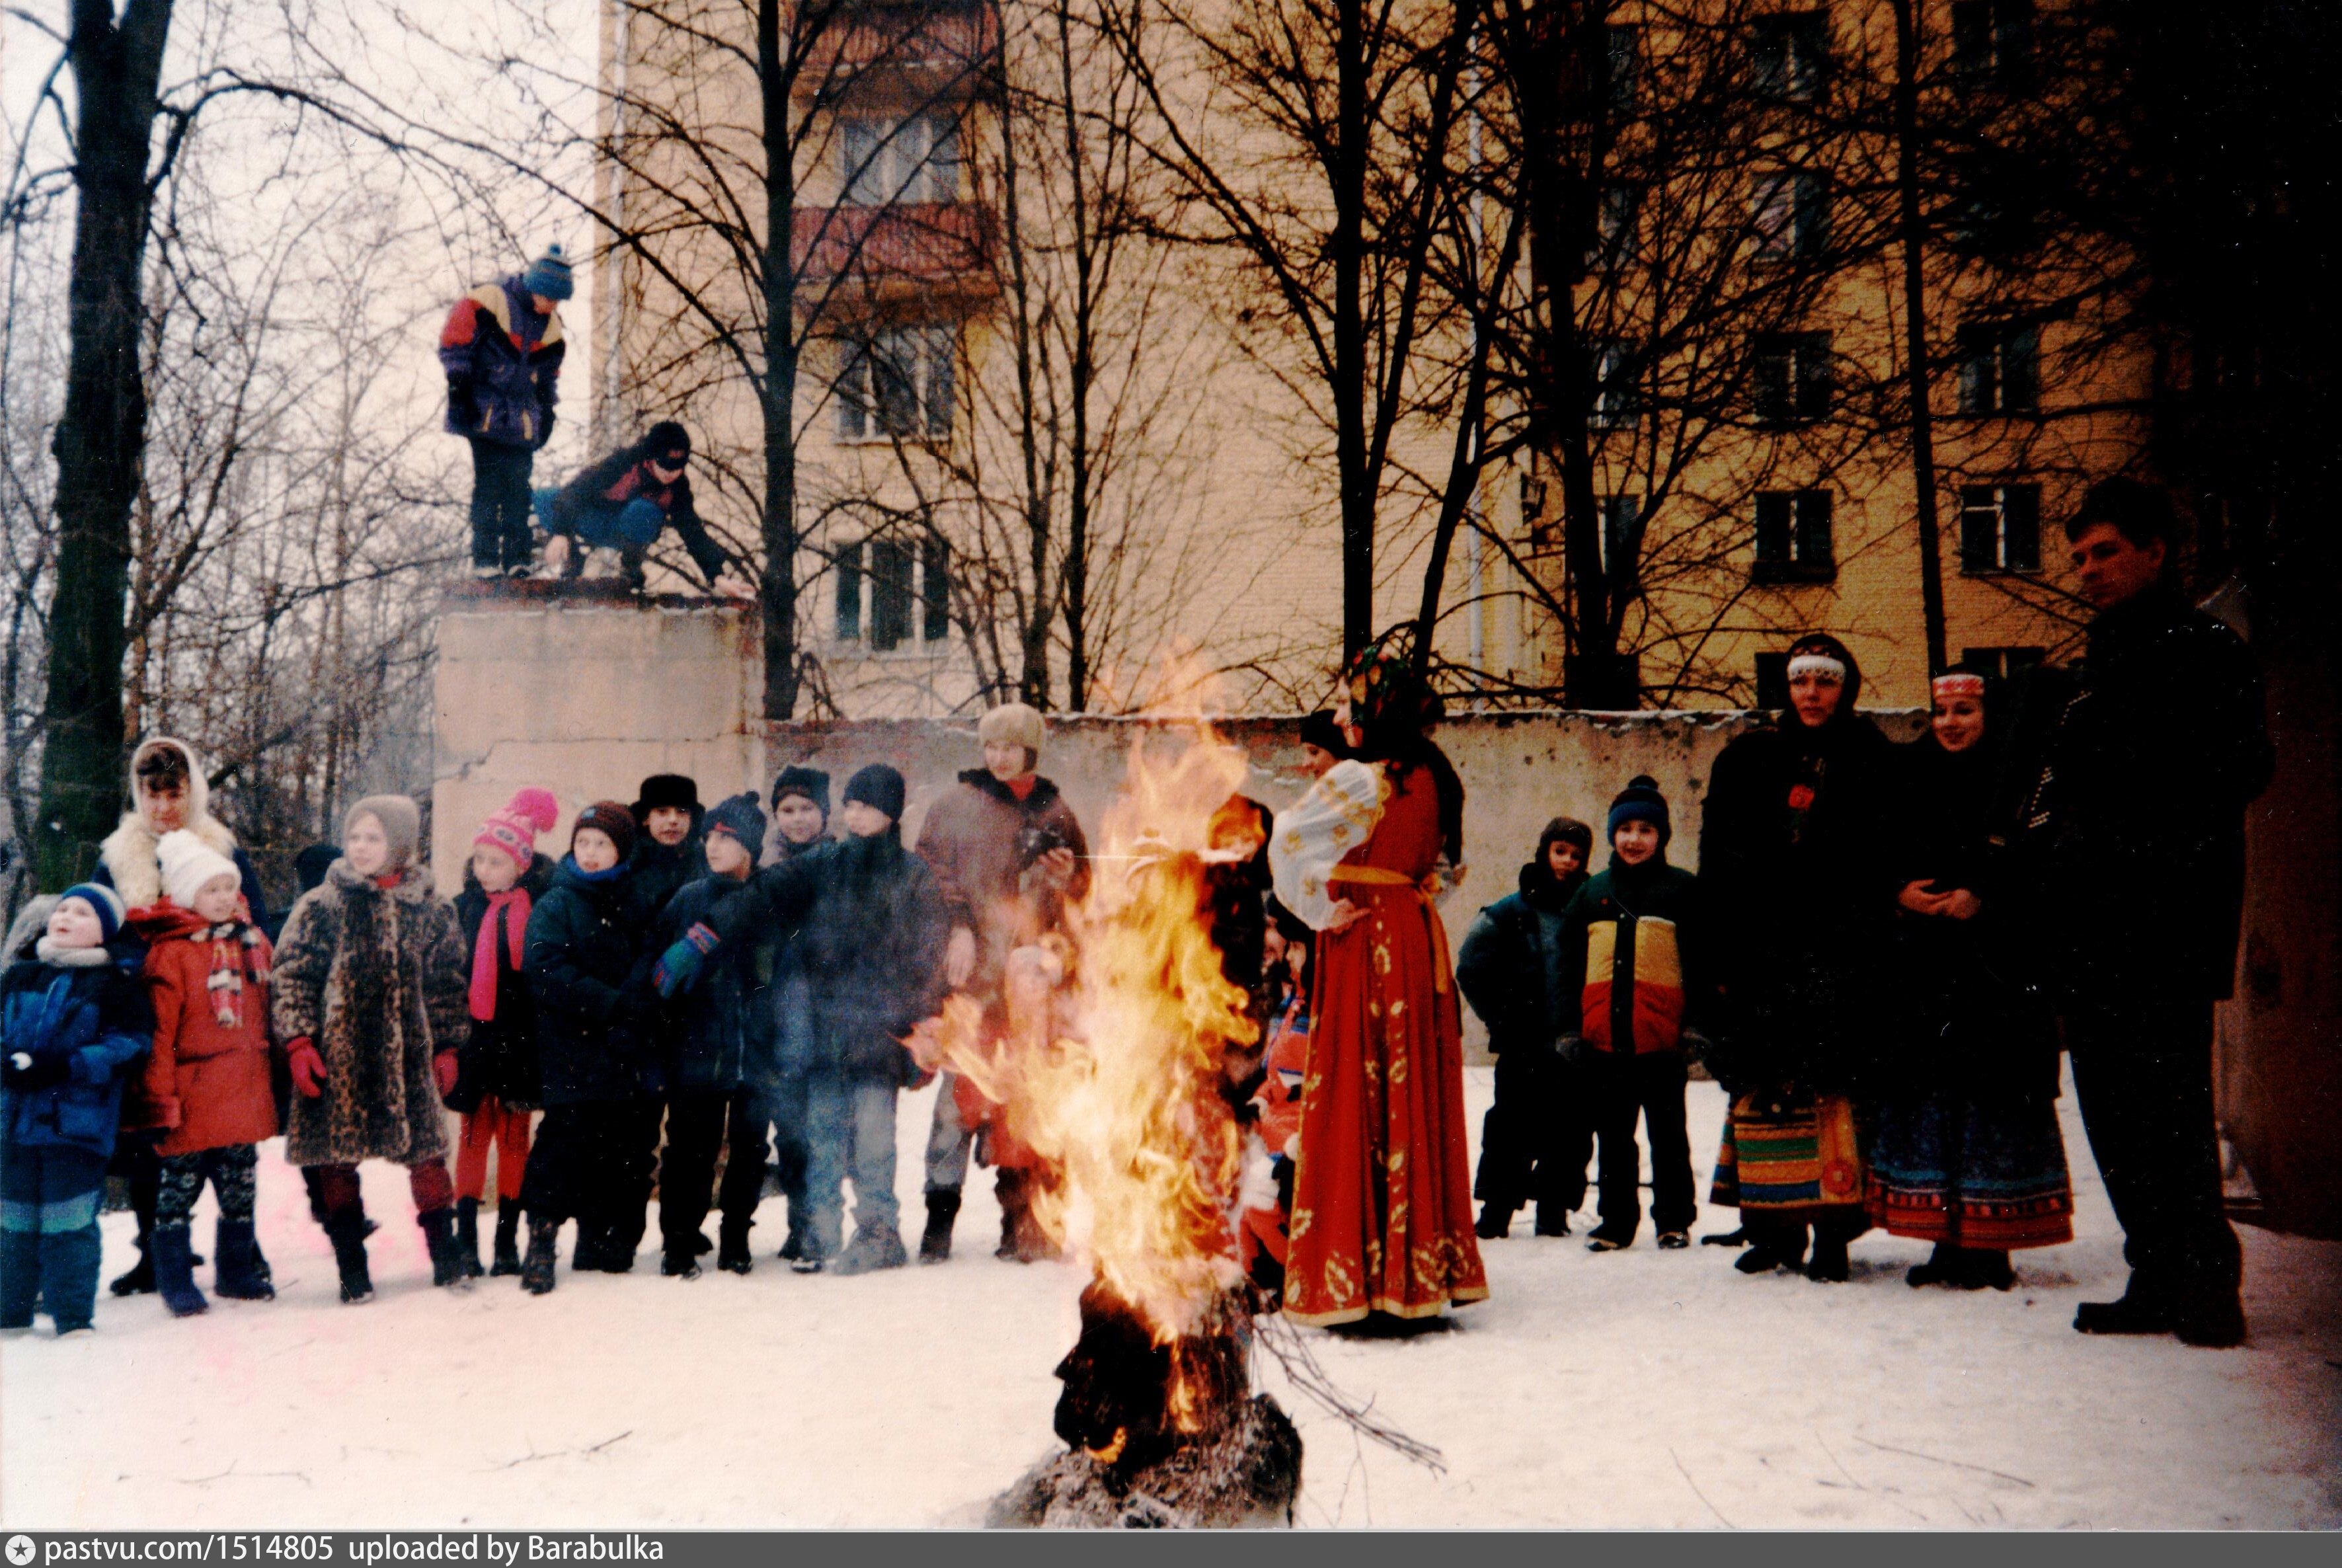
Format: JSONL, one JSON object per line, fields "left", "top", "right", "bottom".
{"left": 631, "top": 773, "right": 702, "bottom": 826}
{"left": 704, "top": 791, "right": 767, "bottom": 851}
{"left": 644, "top": 421, "right": 691, "bottom": 466}
{"left": 573, "top": 801, "right": 638, "bottom": 863}
{"left": 771, "top": 765, "right": 832, "bottom": 818}
{"left": 842, "top": 764, "right": 907, "bottom": 825}
{"left": 1298, "top": 709, "right": 1347, "bottom": 758}
{"left": 1606, "top": 775, "right": 1670, "bottom": 848}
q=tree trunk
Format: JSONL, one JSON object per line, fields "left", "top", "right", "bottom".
{"left": 760, "top": 0, "right": 802, "bottom": 721}
{"left": 1334, "top": 0, "right": 1371, "bottom": 662}
{"left": 1061, "top": 0, "right": 1095, "bottom": 713}
{"left": 1891, "top": 0, "right": 1949, "bottom": 676}
{"left": 35, "top": 0, "right": 175, "bottom": 888}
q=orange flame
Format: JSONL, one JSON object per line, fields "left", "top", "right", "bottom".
{"left": 929, "top": 709, "right": 1260, "bottom": 1356}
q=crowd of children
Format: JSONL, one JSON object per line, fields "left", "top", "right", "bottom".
{"left": 0, "top": 482, "right": 2275, "bottom": 1352}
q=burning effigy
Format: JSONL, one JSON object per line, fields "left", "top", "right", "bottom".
{"left": 919, "top": 719, "right": 1305, "bottom": 1527}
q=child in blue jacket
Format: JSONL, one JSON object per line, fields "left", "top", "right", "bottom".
{"left": 1, "top": 886, "right": 155, "bottom": 1333}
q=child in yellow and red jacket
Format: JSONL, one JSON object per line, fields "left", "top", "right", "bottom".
{"left": 1557, "top": 776, "right": 1712, "bottom": 1253}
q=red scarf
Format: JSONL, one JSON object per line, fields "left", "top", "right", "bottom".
{"left": 469, "top": 888, "right": 532, "bottom": 1023}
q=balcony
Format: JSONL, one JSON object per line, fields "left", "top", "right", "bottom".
{"left": 793, "top": 0, "right": 1000, "bottom": 100}
{"left": 792, "top": 201, "right": 997, "bottom": 295}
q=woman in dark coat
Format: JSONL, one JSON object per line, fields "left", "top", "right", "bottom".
{"left": 1871, "top": 670, "right": 2073, "bottom": 1288}
{"left": 1701, "top": 633, "right": 1898, "bottom": 1282}
{"left": 516, "top": 803, "right": 662, "bottom": 1294}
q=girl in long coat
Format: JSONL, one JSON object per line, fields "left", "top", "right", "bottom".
{"left": 272, "top": 797, "right": 471, "bottom": 1302}
{"left": 1269, "top": 646, "right": 1487, "bottom": 1329}
{"left": 1701, "top": 633, "right": 1898, "bottom": 1282}
{"left": 1871, "top": 670, "right": 2074, "bottom": 1288}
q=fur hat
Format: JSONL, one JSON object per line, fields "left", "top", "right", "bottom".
{"left": 158, "top": 829, "right": 243, "bottom": 910}
{"left": 843, "top": 764, "right": 907, "bottom": 825}
{"left": 1606, "top": 775, "right": 1670, "bottom": 848}
{"left": 631, "top": 773, "right": 703, "bottom": 827}
{"left": 346, "top": 795, "right": 422, "bottom": 870}
{"left": 771, "top": 765, "right": 831, "bottom": 818}
{"left": 57, "top": 883, "right": 127, "bottom": 943}
{"left": 572, "top": 801, "right": 638, "bottom": 862}
{"left": 978, "top": 702, "right": 1045, "bottom": 758}
{"left": 476, "top": 787, "right": 559, "bottom": 871}
{"left": 705, "top": 791, "right": 767, "bottom": 849}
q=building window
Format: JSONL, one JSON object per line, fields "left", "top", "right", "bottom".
{"left": 1750, "top": 169, "right": 1830, "bottom": 262}
{"left": 1752, "top": 331, "right": 1833, "bottom": 425}
{"left": 1601, "top": 494, "right": 1643, "bottom": 592}
{"left": 1959, "top": 483, "right": 2042, "bottom": 572}
{"left": 838, "top": 323, "right": 956, "bottom": 440}
{"left": 1752, "top": 489, "right": 1834, "bottom": 582}
{"left": 1590, "top": 184, "right": 1640, "bottom": 271}
{"left": 835, "top": 533, "right": 953, "bottom": 649}
{"left": 1951, "top": 0, "right": 2034, "bottom": 85}
{"left": 1961, "top": 645, "right": 2045, "bottom": 682}
{"left": 1955, "top": 320, "right": 2039, "bottom": 413}
{"left": 1605, "top": 25, "right": 1642, "bottom": 115}
{"left": 840, "top": 113, "right": 961, "bottom": 206}
{"left": 1751, "top": 12, "right": 1830, "bottom": 102}
{"left": 1754, "top": 652, "right": 1790, "bottom": 709}
{"left": 1590, "top": 341, "right": 1641, "bottom": 430}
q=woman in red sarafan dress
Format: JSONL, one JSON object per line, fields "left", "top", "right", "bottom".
{"left": 1269, "top": 647, "right": 1487, "bottom": 1329}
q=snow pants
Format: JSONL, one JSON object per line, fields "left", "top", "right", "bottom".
{"left": 803, "top": 1077, "right": 900, "bottom": 1260}
{"left": 1585, "top": 1050, "right": 1695, "bottom": 1239}
{"left": 469, "top": 439, "right": 535, "bottom": 574}
{"left": 658, "top": 1087, "right": 768, "bottom": 1257}
{"left": 1, "top": 1144, "right": 108, "bottom": 1331}
{"left": 520, "top": 1101, "right": 660, "bottom": 1249}
{"left": 2065, "top": 986, "right": 2241, "bottom": 1305}
{"left": 1473, "top": 1046, "right": 1591, "bottom": 1218}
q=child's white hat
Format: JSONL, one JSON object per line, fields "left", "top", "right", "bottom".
{"left": 158, "top": 830, "right": 241, "bottom": 911}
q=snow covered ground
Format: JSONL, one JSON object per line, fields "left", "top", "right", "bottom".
{"left": 5, "top": 1067, "right": 2337, "bottom": 1529}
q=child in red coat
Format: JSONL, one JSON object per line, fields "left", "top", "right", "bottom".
{"left": 138, "top": 831, "right": 280, "bottom": 1315}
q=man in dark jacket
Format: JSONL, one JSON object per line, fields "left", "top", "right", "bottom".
{"left": 539, "top": 423, "right": 754, "bottom": 600}
{"left": 441, "top": 246, "right": 570, "bottom": 580}
{"left": 912, "top": 702, "right": 1090, "bottom": 1261}
{"left": 2010, "top": 479, "right": 2273, "bottom": 1347}
{"left": 1457, "top": 816, "right": 1592, "bottom": 1239}
{"left": 652, "top": 794, "right": 775, "bottom": 1277}
{"left": 653, "top": 765, "right": 952, "bottom": 1276}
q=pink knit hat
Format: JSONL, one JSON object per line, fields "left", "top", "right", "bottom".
{"left": 475, "top": 787, "right": 559, "bottom": 871}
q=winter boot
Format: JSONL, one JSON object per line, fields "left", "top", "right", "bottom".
{"left": 1967, "top": 1249, "right": 2015, "bottom": 1292}
{"left": 717, "top": 1217, "right": 754, "bottom": 1275}
{"left": 521, "top": 1218, "right": 561, "bottom": 1296}
{"left": 918, "top": 1190, "right": 960, "bottom": 1265}
{"left": 1804, "top": 1230, "right": 1851, "bottom": 1283}
{"left": 421, "top": 1208, "right": 475, "bottom": 1290}
{"left": 1474, "top": 1202, "right": 1514, "bottom": 1240}
{"left": 108, "top": 1227, "right": 156, "bottom": 1298}
{"left": 1701, "top": 1226, "right": 1750, "bottom": 1247}
{"left": 2173, "top": 1291, "right": 2247, "bottom": 1349}
{"left": 832, "top": 1226, "right": 909, "bottom": 1276}
{"left": 1, "top": 1229, "right": 40, "bottom": 1328}
{"left": 325, "top": 1213, "right": 375, "bottom": 1304}
{"left": 2075, "top": 1288, "right": 2173, "bottom": 1335}
{"left": 454, "top": 1198, "right": 487, "bottom": 1279}
{"left": 151, "top": 1227, "right": 209, "bottom": 1317}
{"left": 995, "top": 1170, "right": 1029, "bottom": 1261}
{"left": 490, "top": 1205, "right": 524, "bottom": 1277}
{"left": 660, "top": 1242, "right": 703, "bottom": 1280}
{"left": 212, "top": 1218, "right": 275, "bottom": 1300}
{"left": 1532, "top": 1206, "right": 1574, "bottom": 1238}
{"left": 1735, "top": 1225, "right": 1806, "bottom": 1276}
{"left": 778, "top": 1205, "right": 808, "bottom": 1263}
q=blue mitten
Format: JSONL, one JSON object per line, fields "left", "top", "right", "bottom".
{"left": 652, "top": 923, "right": 720, "bottom": 998}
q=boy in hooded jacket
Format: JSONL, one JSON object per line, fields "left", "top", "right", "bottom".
{"left": 517, "top": 803, "right": 662, "bottom": 1293}
{"left": 652, "top": 793, "right": 777, "bottom": 1277}
{"left": 1456, "top": 816, "right": 1595, "bottom": 1240}
{"left": 1559, "top": 777, "right": 1711, "bottom": 1252}
{"left": 2, "top": 886, "right": 153, "bottom": 1334}
{"left": 654, "top": 765, "right": 951, "bottom": 1276}
{"left": 449, "top": 789, "right": 560, "bottom": 1277}
{"left": 134, "top": 833, "right": 282, "bottom": 1317}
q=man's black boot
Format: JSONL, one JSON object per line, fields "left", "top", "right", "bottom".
{"left": 454, "top": 1197, "right": 487, "bottom": 1279}
{"left": 2075, "top": 1280, "right": 2174, "bottom": 1336}
{"left": 717, "top": 1217, "right": 754, "bottom": 1275}
{"left": 521, "top": 1218, "right": 561, "bottom": 1296}
{"left": 490, "top": 1205, "right": 524, "bottom": 1276}
{"left": 919, "top": 1190, "right": 960, "bottom": 1265}
{"left": 1475, "top": 1202, "right": 1514, "bottom": 1240}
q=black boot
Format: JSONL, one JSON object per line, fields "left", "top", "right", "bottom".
{"left": 521, "top": 1218, "right": 561, "bottom": 1296}
{"left": 919, "top": 1190, "right": 960, "bottom": 1265}
{"left": 490, "top": 1206, "right": 524, "bottom": 1276}
{"left": 152, "top": 1228, "right": 210, "bottom": 1317}
{"left": 212, "top": 1218, "right": 275, "bottom": 1300}
{"left": 1532, "top": 1206, "right": 1573, "bottom": 1238}
{"left": 455, "top": 1198, "right": 487, "bottom": 1280}
{"left": 1907, "top": 1242, "right": 1961, "bottom": 1288}
{"left": 1474, "top": 1202, "right": 1514, "bottom": 1240}
{"left": 1967, "top": 1249, "right": 2015, "bottom": 1292}
{"left": 2075, "top": 1288, "right": 2174, "bottom": 1335}
{"left": 325, "top": 1213, "right": 374, "bottom": 1304}
{"left": 421, "top": 1209, "right": 474, "bottom": 1290}
{"left": 1805, "top": 1230, "right": 1851, "bottom": 1283}
{"left": 717, "top": 1217, "right": 753, "bottom": 1275}
{"left": 108, "top": 1227, "right": 157, "bottom": 1297}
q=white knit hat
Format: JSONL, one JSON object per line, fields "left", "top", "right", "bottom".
{"left": 158, "top": 829, "right": 241, "bottom": 910}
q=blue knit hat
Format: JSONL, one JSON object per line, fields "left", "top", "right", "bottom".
{"left": 704, "top": 791, "right": 767, "bottom": 851}
{"left": 58, "top": 882, "right": 127, "bottom": 943}
{"left": 1606, "top": 775, "right": 1670, "bottom": 848}
{"left": 522, "top": 243, "right": 574, "bottom": 302}
{"left": 843, "top": 764, "right": 907, "bottom": 824}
